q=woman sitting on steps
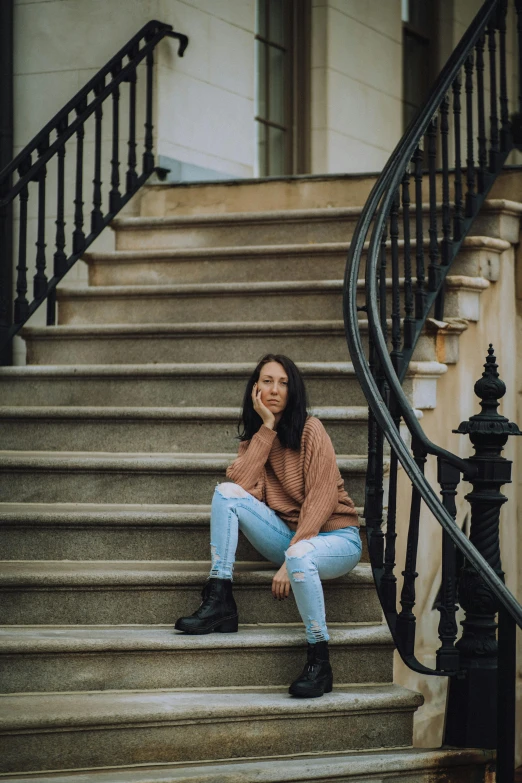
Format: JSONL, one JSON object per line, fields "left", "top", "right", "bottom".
{"left": 175, "top": 353, "right": 361, "bottom": 698}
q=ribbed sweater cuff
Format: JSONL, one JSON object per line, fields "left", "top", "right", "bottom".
{"left": 255, "top": 424, "right": 278, "bottom": 445}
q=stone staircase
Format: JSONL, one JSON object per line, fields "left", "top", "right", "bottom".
{"left": 0, "top": 173, "right": 512, "bottom": 781}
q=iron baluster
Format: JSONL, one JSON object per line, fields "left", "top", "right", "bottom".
{"left": 14, "top": 173, "right": 30, "bottom": 324}
{"left": 427, "top": 118, "right": 440, "bottom": 292}
{"left": 497, "top": 606, "right": 516, "bottom": 783}
{"left": 497, "top": 0, "right": 511, "bottom": 152}
{"left": 126, "top": 59, "right": 138, "bottom": 193}
{"left": 487, "top": 20, "right": 500, "bottom": 171}
{"left": 445, "top": 346, "right": 521, "bottom": 748}
{"left": 401, "top": 166, "right": 415, "bottom": 349}
{"left": 475, "top": 36, "right": 488, "bottom": 192}
{"left": 48, "top": 131, "right": 67, "bottom": 326}
{"left": 452, "top": 74, "right": 464, "bottom": 241}
{"left": 390, "top": 188, "right": 402, "bottom": 372}
{"left": 110, "top": 62, "right": 122, "bottom": 213}
{"left": 54, "top": 129, "right": 67, "bottom": 279}
{"left": 396, "top": 443, "right": 427, "bottom": 659}
{"left": 464, "top": 53, "right": 476, "bottom": 216}
{"left": 413, "top": 145, "right": 426, "bottom": 319}
{"left": 0, "top": 175, "right": 12, "bottom": 354}
{"left": 33, "top": 137, "right": 48, "bottom": 300}
{"left": 436, "top": 96, "right": 452, "bottom": 321}
{"left": 91, "top": 81, "right": 104, "bottom": 234}
{"left": 0, "top": 21, "right": 188, "bottom": 352}
{"left": 435, "top": 458, "right": 460, "bottom": 672}
{"left": 516, "top": 1, "right": 522, "bottom": 135}
{"left": 72, "top": 100, "right": 86, "bottom": 256}
{"left": 143, "top": 48, "right": 154, "bottom": 174}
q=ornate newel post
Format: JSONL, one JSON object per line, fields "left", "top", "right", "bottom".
{"left": 444, "top": 346, "right": 520, "bottom": 748}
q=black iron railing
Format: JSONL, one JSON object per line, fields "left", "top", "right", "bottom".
{"left": 344, "top": 0, "right": 522, "bottom": 779}
{"left": 0, "top": 20, "right": 188, "bottom": 360}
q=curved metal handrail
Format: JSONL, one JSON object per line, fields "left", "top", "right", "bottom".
{"left": 344, "top": 0, "right": 522, "bottom": 677}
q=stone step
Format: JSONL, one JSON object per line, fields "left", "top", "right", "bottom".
{"left": 112, "top": 200, "right": 521, "bottom": 250}
{"left": 21, "top": 320, "right": 458, "bottom": 366}
{"left": 138, "top": 174, "right": 379, "bottom": 216}
{"left": 136, "top": 171, "right": 519, "bottom": 222}
{"left": 0, "top": 561, "right": 380, "bottom": 625}
{"left": 0, "top": 362, "right": 367, "bottom": 407}
{"left": 0, "top": 502, "right": 368, "bottom": 562}
{"left": 84, "top": 235, "right": 509, "bottom": 287}
{"left": 0, "top": 361, "right": 446, "bottom": 410}
{"left": 0, "top": 406, "right": 370, "bottom": 454}
{"left": 56, "top": 275, "right": 489, "bottom": 326}
{"left": 0, "top": 623, "right": 391, "bottom": 693}
{"left": 0, "top": 683, "right": 423, "bottom": 774}
{"left": 0, "top": 748, "right": 494, "bottom": 783}
{"left": 0, "top": 450, "right": 370, "bottom": 507}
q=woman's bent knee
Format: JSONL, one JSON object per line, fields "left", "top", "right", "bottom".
{"left": 285, "top": 540, "right": 316, "bottom": 583}
{"left": 215, "top": 482, "right": 250, "bottom": 499}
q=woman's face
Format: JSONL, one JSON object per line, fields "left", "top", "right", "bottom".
{"left": 256, "top": 361, "right": 289, "bottom": 422}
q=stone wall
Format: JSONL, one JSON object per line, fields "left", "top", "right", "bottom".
{"left": 310, "top": 0, "right": 403, "bottom": 174}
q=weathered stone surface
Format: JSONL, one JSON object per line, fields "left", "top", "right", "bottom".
{"left": 0, "top": 561, "right": 380, "bottom": 625}
{"left": 0, "top": 451, "right": 370, "bottom": 505}
{"left": 84, "top": 235, "right": 509, "bottom": 287}
{"left": 57, "top": 274, "right": 490, "bottom": 327}
{"left": 0, "top": 501, "right": 368, "bottom": 562}
{"left": 0, "top": 748, "right": 495, "bottom": 783}
{"left": 0, "top": 624, "right": 391, "bottom": 693}
{"left": 22, "top": 320, "right": 446, "bottom": 366}
{"left": 0, "top": 405, "right": 370, "bottom": 454}
{"left": 0, "top": 685, "right": 423, "bottom": 773}
{"left": 0, "top": 362, "right": 368, "bottom": 407}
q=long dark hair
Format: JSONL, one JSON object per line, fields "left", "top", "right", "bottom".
{"left": 238, "top": 354, "right": 309, "bottom": 450}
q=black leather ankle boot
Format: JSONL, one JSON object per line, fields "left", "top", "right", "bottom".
{"left": 288, "top": 641, "right": 333, "bottom": 698}
{"left": 174, "top": 578, "right": 238, "bottom": 634}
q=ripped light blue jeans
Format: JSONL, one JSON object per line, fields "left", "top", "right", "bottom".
{"left": 210, "top": 482, "right": 362, "bottom": 644}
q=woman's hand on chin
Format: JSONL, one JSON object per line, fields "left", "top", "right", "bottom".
{"left": 252, "top": 382, "right": 276, "bottom": 430}
{"left": 272, "top": 562, "right": 291, "bottom": 600}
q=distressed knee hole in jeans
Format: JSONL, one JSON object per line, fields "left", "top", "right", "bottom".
{"left": 286, "top": 540, "right": 315, "bottom": 558}
{"left": 215, "top": 482, "right": 249, "bottom": 499}
{"left": 290, "top": 570, "right": 306, "bottom": 582}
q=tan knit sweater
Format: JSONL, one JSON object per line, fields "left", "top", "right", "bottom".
{"left": 225, "top": 416, "right": 359, "bottom": 539}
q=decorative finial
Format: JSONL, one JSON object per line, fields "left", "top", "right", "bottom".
{"left": 454, "top": 346, "right": 521, "bottom": 440}
{"left": 473, "top": 344, "right": 506, "bottom": 413}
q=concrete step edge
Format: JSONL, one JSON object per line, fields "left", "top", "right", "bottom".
{"left": 82, "top": 234, "right": 511, "bottom": 262}
{"left": 0, "top": 451, "right": 370, "bottom": 473}
{"left": 0, "top": 622, "right": 390, "bottom": 655}
{"left": 0, "top": 360, "right": 445, "bottom": 380}
{"left": 0, "top": 560, "right": 371, "bottom": 588}
{"left": 0, "top": 683, "right": 423, "bottom": 733}
{"left": 20, "top": 317, "right": 468, "bottom": 340}
{"left": 0, "top": 748, "right": 495, "bottom": 783}
{"left": 21, "top": 321, "right": 347, "bottom": 339}
{"left": 0, "top": 405, "right": 369, "bottom": 421}
{"left": 0, "top": 503, "right": 366, "bottom": 528}
{"left": 56, "top": 274, "right": 490, "bottom": 299}
{"left": 111, "top": 197, "right": 522, "bottom": 229}
{"left": 113, "top": 207, "right": 364, "bottom": 229}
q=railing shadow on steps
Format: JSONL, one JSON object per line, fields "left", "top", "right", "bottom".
{"left": 344, "top": 0, "right": 522, "bottom": 780}
{"left": 0, "top": 20, "right": 188, "bottom": 363}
